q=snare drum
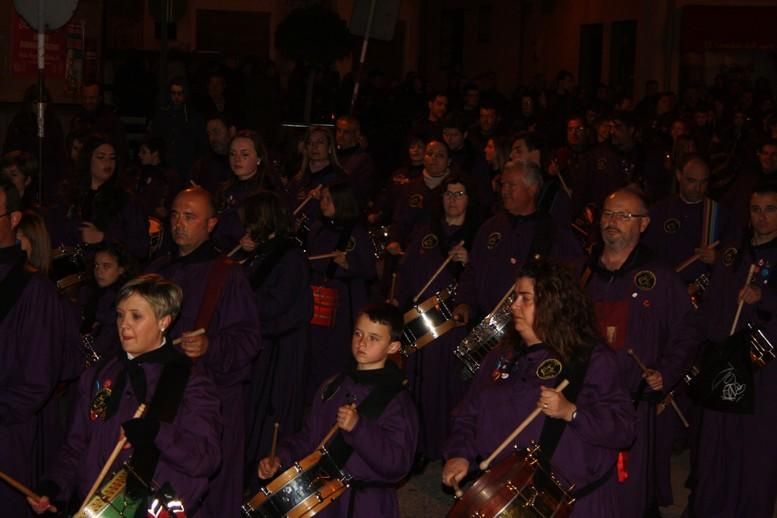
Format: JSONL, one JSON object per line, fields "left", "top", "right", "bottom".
{"left": 401, "top": 286, "right": 457, "bottom": 355}
{"left": 454, "top": 291, "right": 516, "bottom": 378}
{"left": 242, "top": 447, "right": 351, "bottom": 518}
{"left": 51, "top": 245, "right": 87, "bottom": 300}
{"left": 448, "top": 443, "right": 574, "bottom": 518}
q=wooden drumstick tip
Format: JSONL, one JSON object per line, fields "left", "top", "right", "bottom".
{"left": 453, "top": 481, "right": 463, "bottom": 498}
{"left": 172, "top": 328, "right": 206, "bottom": 345}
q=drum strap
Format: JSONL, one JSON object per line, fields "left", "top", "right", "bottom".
{"left": 193, "top": 256, "right": 234, "bottom": 332}
{"left": 126, "top": 354, "right": 192, "bottom": 498}
{"left": 0, "top": 253, "right": 31, "bottom": 324}
{"left": 536, "top": 351, "right": 591, "bottom": 488}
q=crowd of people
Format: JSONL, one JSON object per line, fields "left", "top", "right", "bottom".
{"left": 1, "top": 65, "right": 776, "bottom": 517}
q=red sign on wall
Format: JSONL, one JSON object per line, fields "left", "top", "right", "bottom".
{"left": 10, "top": 10, "right": 68, "bottom": 77}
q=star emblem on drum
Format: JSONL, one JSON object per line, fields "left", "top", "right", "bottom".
{"left": 536, "top": 358, "right": 563, "bottom": 380}
{"left": 487, "top": 232, "right": 502, "bottom": 250}
{"left": 421, "top": 233, "right": 439, "bottom": 250}
{"left": 663, "top": 218, "right": 680, "bottom": 234}
{"left": 634, "top": 270, "right": 656, "bottom": 291}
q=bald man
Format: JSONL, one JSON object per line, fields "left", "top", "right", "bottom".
{"left": 146, "top": 187, "right": 261, "bottom": 513}
{"left": 582, "top": 189, "right": 694, "bottom": 516}
{"left": 643, "top": 155, "right": 739, "bottom": 290}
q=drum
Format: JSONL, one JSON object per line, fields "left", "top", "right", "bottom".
{"left": 148, "top": 217, "right": 164, "bottom": 257}
{"left": 75, "top": 466, "right": 186, "bottom": 518}
{"left": 401, "top": 286, "right": 457, "bottom": 355}
{"left": 310, "top": 285, "right": 338, "bottom": 327}
{"left": 448, "top": 444, "right": 574, "bottom": 518}
{"left": 454, "top": 291, "right": 516, "bottom": 378}
{"left": 51, "top": 244, "right": 87, "bottom": 300}
{"left": 242, "top": 447, "right": 351, "bottom": 518}
{"left": 74, "top": 468, "right": 142, "bottom": 518}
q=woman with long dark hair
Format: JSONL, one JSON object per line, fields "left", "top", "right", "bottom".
{"left": 47, "top": 133, "right": 149, "bottom": 260}
{"left": 305, "top": 180, "right": 376, "bottom": 398}
{"left": 238, "top": 190, "right": 312, "bottom": 486}
{"left": 443, "top": 260, "right": 635, "bottom": 517}
{"left": 394, "top": 173, "right": 481, "bottom": 463}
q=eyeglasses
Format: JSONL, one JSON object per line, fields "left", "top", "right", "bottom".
{"left": 443, "top": 190, "right": 467, "bottom": 199}
{"left": 601, "top": 210, "right": 648, "bottom": 222}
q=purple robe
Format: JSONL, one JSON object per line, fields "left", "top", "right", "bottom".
{"left": 584, "top": 245, "right": 693, "bottom": 514}
{"left": 643, "top": 195, "right": 740, "bottom": 285}
{"left": 0, "top": 246, "right": 68, "bottom": 517}
{"left": 388, "top": 176, "right": 442, "bottom": 247}
{"left": 45, "top": 351, "right": 222, "bottom": 515}
{"left": 306, "top": 220, "right": 376, "bottom": 399}
{"left": 146, "top": 241, "right": 262, "bottom": 515}
{"left": 338, "top": 146, "right": 377, "bottom": 206}
{"left": 396, "top": 221, "right": 474, "bottom": 458}
{"left": 456, "top": 210, "right": 584, "bottom": 320}
{"left": 46, "top": 193, "right": 150, "bottom": 261}
{"left": 243, "top": 241, "right": 313, "bottom": 477}
{"left": 275, "top": 371, "right": 419, "bottom": 518}
{"left": 77, "top": 283, "right": 122, "bottom": 360}
{"left": 680, "top": 237, "right": 777, "bottom": 517}
{"left": 444, "top": 343, "right": 636, "bottom": 517}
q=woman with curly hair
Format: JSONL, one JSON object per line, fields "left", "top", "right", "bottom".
{"left": 442, "top": 260, "right": 636, "bottom": 517}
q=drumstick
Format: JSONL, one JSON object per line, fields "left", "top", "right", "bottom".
{"left": 453, "top": 481, "right": 463, "bottom": 499}
{"left": 674, "top": 240, "right": 720, "bottom": 273}
{"left": 413, "top": 240, "right": 465, "bottom": 303}
{"left": 0, "top": 470, "right": 42, "bottom": 500}
{"left": 627, "top": 349, "right": 690, "bottom": 429}
{"left": 490, "top": 285, "right": 516, "bottom": 318}
{"left": 172, "top": 328, "right": 206, "bottom": 346}
{"left": 388, "top": 273, "right": 397, "bottom": 302}
{"left": 557, "top": 171, "right": 572, "bottom": 198}
{"left": 269, "top": 422, "right": 280, "bottom": 460}
{"left": 79, "top": 404, "right": 146, "bottom": 512}
{"left": 308, "top": 251, "right": 345, "bottom": 261}
{"left": 479, "top": 379, "right": 569, "bottom": 471}
{"left": 730, "top": 264, "right": 758, "bottom": 335}
{"left": 226, "top": 243, "right": 243, "bottom": 258}
{"left": 292, "top": 193, "right": 313, "bottom": 216}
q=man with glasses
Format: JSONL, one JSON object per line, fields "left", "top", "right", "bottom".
{"left": 583, "top": 188, "right": 693, "bottom": 517}
{"left": 0, "top": 177, "right": 70, "bottom": 515}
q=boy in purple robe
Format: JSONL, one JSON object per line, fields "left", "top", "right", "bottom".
{"left": 680, "top": 179, "right": 777, "bottom": 517}
{"left": 29, "top": 274, "right": 221, "bottom": 516}
{"left": 146, "top": 186, "right": 262, "bottom": 515}
{"left": 443, "top": 260, "right": 636, "bottom": 517}
{"left": 257, "top": 303, "right": 419, "bottom": 518}
{"left": 0, "top": 178, "right": 68, "bottom": 517}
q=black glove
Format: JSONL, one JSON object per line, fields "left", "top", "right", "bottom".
{"left": 122, "top": 417, "right": 160, "bottom": 448}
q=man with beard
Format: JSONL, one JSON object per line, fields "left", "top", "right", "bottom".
{"left": 582, "top": 188, "right": 693, "bottom": 517}
{"left": 190, "top": 114, "right": 236, "bottom": 194}
{"left": 146, "top": 186, "right": 261, "bottom": 515}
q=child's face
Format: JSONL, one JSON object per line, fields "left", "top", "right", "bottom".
{"left": 351, "top": 315, "right": 400, "bottom": 370}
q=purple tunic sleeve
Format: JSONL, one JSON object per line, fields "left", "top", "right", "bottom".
{"left": 341, "top": 391, "right": 419, "bottom": 482}
{"left": 154, "top": 371, "right": 222, "bottom": 477}
{"left": 200, "top": 265, "right": 262, "bottom": 383}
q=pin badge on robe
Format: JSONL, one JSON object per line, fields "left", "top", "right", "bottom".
{"left": 596, "top": 158, "right": 608, "bottom": 171}
{"left": 722, "top": 247, "right": 738, "bottom": 267}
{"left": 663, "top": 218, "right": 680, "bottom": 234}
{"left": 536, "top": 358, "right": 563, "bottom": 380}
{"left": 409, "top": 194, "right": 423, "bottom": 208}
{"left": 487, "top": 232, "right": 502, "bottom": 250}
{"left": 90, "top": 379, "right": 112, "bottom": 421}
{"left": 634, "top": 270, "right": 656, "bottom": 290}
{"left": 421, "top": 233, "right": 438, "bottom": 250}
{"left": 346, "top": 236, "right": 356, "bottom": 252}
